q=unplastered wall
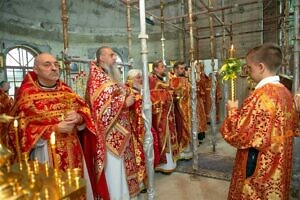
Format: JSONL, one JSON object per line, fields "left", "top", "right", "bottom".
{"left": 0, "top": 28, "right": 182, "bottom": 76}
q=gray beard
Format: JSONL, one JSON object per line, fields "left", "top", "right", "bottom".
{"left": 103, "top": 63, "right": 122, "bottom": 84}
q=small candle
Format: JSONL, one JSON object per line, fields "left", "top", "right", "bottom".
{"left": 13, "top": 119, "right": 18, "bottom": 128}
{"left": 13, "top": 119, "right": 21, "bottom": 163}
{"left": 50, "top": 132, "right": 58, "bottom": 169}
{"left": 50, "top": 132, "right": 55, "bottom": 145}
{"left": 229, "top": 44, "right": 235, "bottom": 58}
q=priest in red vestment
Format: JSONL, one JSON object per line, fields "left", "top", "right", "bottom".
{"left": 86, "top": 46, "right": 139, "bottom": 199}
{"left": 149, "top": 59, "right": 179, "bottom": 173}
{"left": 6, "top": 53, "right": 109, "bottom": 200}
{"left": 169, "top": 61, "right": 192, "bottom": 159}
{"left": 195, "top": 63, "right": 208, "bottom": 141}
{"left": 221, "top": 43, "right": 297, "bottom": 200}
{"left": 126, "top": 69, "right": 156, "bottom": 192}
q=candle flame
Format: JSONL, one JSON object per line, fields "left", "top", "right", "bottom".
{"left": 50, "top": 132, "right": 56, "bottom": 145}
{"left": 13, "top": 119, "right": 18, "bottom": 128}
{"left": 231, "top": 44, "right": 234, "bottom": 50}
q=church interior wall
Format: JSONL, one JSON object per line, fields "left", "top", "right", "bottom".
{"left": 0, "top": 0, "right": 299, "bottom": 198}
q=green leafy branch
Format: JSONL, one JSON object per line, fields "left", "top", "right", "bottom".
{"left": 219, "top": 58, "right": 243, "bottom": 81}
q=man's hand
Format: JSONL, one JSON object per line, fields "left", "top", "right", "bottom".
{"left": 226, "top": 100, "right": 238, "bottom": 111}
{"left": 64, "top": 111, "right": 83, "bottom": 124}
{"left": 57, "top": 121, "right": 76, "bottom": 133}
{"left": 125, "top": 94, "right": 135, "bottom": 107}
{"left": 57, "top": 111, "right": 83, "bottom": 133}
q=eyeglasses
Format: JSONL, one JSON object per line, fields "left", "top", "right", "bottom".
{"left": 41, "top": 62, "right": 60, "bottom": 69}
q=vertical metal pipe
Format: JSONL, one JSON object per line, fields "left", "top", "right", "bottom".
{"left": 181, "top": 0, "right": 187, "bottom": 62}
{"left": 61, "top": 0, "right": 68, "bottom": 51}
{"left": 293, "top": 0, "right": 300, "bottom": 94}
{"left": 61, "top": 0, "right": 70, "bottom": 84}
{"left": 294, "top": 3, "right": 300, "bottom": 199}
{"left": 282, "top": 0, "right": 290, "bottom": 74}
{"left": 260, "top": 1, "right": 264, "bottom": 44}
{"left": 221, "top": 0, "right": 228, "bottom": 119}
{"left": 188, "top": 0, "right": 194, "bottom": 62}
{"left": 138, "top": 0, "right": 154, "bottom": 199}
{"left": 208, "top": 0, "right": 217, "bottom": 152}
{"left": 187, "top": 0, "right": 199, "bottom": 171}
{"left": 126, "top": 0, "right": 132, "bottom": 62}
{"left": 196, "top": 31, "right": 200, "bottom": 62}
{"left": 160, "top": 0, "right": 166, "bottom": 63}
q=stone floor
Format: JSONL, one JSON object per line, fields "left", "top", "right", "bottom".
{"left": 138, "top": 127, "right": 234, "bottom": 200}
{"left": 138, "top": 125, "right": 299, "bottom": 200}
{"left": 138, "top": 172, "right": 230, "bottom": 200}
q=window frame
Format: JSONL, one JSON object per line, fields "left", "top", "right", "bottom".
{"left": 4, "top": 45, "right": 40, "bottom": 98}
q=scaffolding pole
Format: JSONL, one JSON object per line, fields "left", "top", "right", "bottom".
{"left": 281, "top": 0, "right": 291, "bottom": 75}
{"left": 293, "top": 0, "right": 300, "bottom": 94}
{"left": 61, "top": 0, "right": 70, "bottom": 85}
{"left": 160, "top": 0, "right": 166, "bottom": 63}
{"left": 165, "top": 0, "right": 260, "bottom": 21}
{"left": 138, "top": 0, "right": 155, "bottom": 199}
{"left": 126, "top": 0, "right": 133, "bottom": 63}
{"left": 187, "top": 0, "right": 199, "bottom": 171}
{"left": 208, "top": 0, "right": 217, "bottom": 152}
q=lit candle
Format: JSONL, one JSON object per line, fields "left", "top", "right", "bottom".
{"left": 50, "top": 132, "right": 59, "bottom": 169}
{"left": 50, "top": 132, "right": 55, "bottom": 145}
{"left": 13, "top": 119, "right": 18, "bottom": 128}
{"left": 13, "top": 119, "right": 21, "bottom": 163}
{"left": 229, "top": 44, "right": 235, "bottom": 58}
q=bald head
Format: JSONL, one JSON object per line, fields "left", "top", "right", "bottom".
{"left": 34, "top": 53, "right": 55, "bottom": 66}
{"left": 33, "top": 53, "right": 60, "bottom": 87}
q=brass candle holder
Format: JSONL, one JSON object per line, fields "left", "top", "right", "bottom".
{"left": 229, "top": 44, "right": 236, "bottom": 101}
{"left": 230, "top": 78, "right": 236, "bottom": 101}
{"left": 0, "top": 142, "right": 87, "bottom": 199}
{"left": 44, "top": 162, "right": 49, "bottom": 177}
{"left": 220, "top": 44, "right": 242, "bottom": 102}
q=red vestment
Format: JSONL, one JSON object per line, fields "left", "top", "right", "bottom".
{"left": 125, "top": 84, "right": 160, "bottom": 169}
{"left": 86, "top": 64, "right": 139, "bottom": 197}
{"left": 169, "top": 76, "right": 192, "bottom": 152}
{"left": 198, "top": 72, "right": 212, "bottom": 122}
{"left": 196, "top": 79, "right": 207, "bottom": 132}
{"left": 221, "top": 83, "right": 297, "bottom": 200}
{"left": 0, "top": 90, "right": 13, "bottom": 140}
{"left": 8, "top": 71, "right": 109, "bottom": 199}
{"left": 126, "top": 85, "right": 147, "bottom": 186}
{"left": 149, "top": 74, "right": 179, "bottom": 165}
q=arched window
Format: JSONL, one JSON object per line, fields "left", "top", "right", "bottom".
{"left": 5, "top": 45, "right": 39, "bottom": 97}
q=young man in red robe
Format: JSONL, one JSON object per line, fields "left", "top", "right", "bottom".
{"left": 8, "top": 53, "right": 109, "bottom": 199}
{"left": 221, "top": 43, "right": 297, "bottom": 200}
